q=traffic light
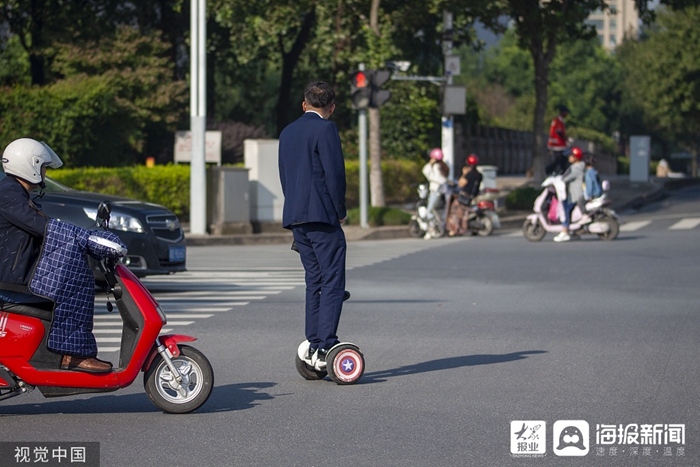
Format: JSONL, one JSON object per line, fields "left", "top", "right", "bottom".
{"left": 350, "top": 70, "right": 371, "bottom": 109}
{"left": 370, "top": 70, "right": 391, "bottom": 108}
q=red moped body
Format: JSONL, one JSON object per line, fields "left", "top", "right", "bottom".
{"left": 0, "top": 264, "right": 196, "bottom": 397}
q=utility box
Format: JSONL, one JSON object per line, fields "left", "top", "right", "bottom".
{"left": 477, "top": 165, "right": 498, "bottom": 190}
{"left": 629, "top": 136, "right": 651, "bottom": 182}
{"left": 207, "top": 167, "right": 252, "bottom": 235}
{"left": 244, "top": 139, "right": 285, "bottom": 232}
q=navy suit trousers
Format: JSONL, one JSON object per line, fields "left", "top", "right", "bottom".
{"left": 292, "top": 222, "right": 346, "bottom": 350}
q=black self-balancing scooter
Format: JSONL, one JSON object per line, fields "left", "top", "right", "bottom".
{"left": 295, "top": 340, "right": 365, "bottom": 385}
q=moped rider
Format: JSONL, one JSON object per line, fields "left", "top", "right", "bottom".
{"left": 421, "top": 148, "right": 450, "bottom": 239}
{"left": 553, "top": 147, "right": 585, "bottom": 243}
{"left": 446, "top": 154, "right": 483, "bottom": 236}
{"left": 0, "top": 138, "right": 112, "bottom": 372}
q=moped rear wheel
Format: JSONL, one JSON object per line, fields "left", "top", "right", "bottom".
{"left": 144, "top": 345, "right": 214, "bottom": 414}
{"left": 596, "top": 215, "right": 619, "bottom": 241}
{"left": 476, "top": 215, "right": 494, "bottom": 237}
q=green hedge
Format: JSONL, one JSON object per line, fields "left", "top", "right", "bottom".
{"left": 48, "top": 165, "right": 190, "bottom": 218}
{"left": 616, "top": 157, "right": 659, "bottom": 175}
{"left": 47, "top": 159, "right": 425, "bottom": 222}
{"left": 505, "top": 186, "right": 540, "bottom": 210}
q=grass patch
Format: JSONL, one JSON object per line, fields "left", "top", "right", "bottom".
{"left": 346, "top": 206, "right": 412, "bottom": 226}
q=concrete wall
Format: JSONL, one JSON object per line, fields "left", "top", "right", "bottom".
{"left": 244, "top": 139, "right": 285, "bottom": 230}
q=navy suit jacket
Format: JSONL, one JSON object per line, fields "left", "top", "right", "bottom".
{"left": 278, "top": 112, "right": 347, "bottom": 229}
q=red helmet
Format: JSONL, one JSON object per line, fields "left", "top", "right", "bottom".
{"left": 429, "top": 148, "right": 444, "bottom": 160}
{"left": 466, "top": 154, "right": 479, "bottom": 166}
{"left": 571, "top": 147, "right": 584, "bottom": 160}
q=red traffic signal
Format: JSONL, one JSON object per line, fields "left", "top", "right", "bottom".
{"left": 350, "top": 70, "right": 371, "bottom": 109}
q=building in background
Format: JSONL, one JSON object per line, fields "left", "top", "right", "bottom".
{"left": 586, "top": 0, "right": 640, "bottom": 50}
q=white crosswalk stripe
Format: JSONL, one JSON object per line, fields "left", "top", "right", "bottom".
{"left": 95, "top": 238, "right": 451, "bottom": 354}
{"left": 620, "top": 220, "right": 652, "bottom": 232}
{"left": 669, "top": 218, "right": 700, "bottom": 230}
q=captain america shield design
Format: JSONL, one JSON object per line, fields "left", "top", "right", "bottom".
{"left": 332, "top": 348, "right": 363, "bottom": 383}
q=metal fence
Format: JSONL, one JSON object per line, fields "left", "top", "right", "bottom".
{"left": 454, "top": 123, "right": 617, "bottom": 175}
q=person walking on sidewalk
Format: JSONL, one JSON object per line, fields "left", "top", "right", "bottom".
{"left": 554, "top": 147, "right": 585, "bottom": 243}
{"left": 278, "top": 81, "right": 347, "bottom": 369}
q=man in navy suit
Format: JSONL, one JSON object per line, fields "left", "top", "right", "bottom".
{"left": 279, "top": 81, "right": 347, "bottom": 369}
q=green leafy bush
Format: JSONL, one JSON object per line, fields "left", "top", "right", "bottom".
{"left": 48, "top": 165, "right": 190, "bottom": 218}
{"left": 345, "top": 206, "right": 412, "bottom": 226}
{"left": 617, "top": 156, "right": 658, "bottom": 175}
{"left": 505, "top": 186, "right": 540, "bottom": 210}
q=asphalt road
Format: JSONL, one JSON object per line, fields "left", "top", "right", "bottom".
{"left": 1, "top": 186, "right": 699, "bottom": 467}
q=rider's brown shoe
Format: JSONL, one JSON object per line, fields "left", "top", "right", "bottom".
{"left": 61, "top": 355, "right": 112, "bottom": 373}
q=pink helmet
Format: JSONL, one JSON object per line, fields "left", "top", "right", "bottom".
{"left": 429, "top": 148, "right": 444, "bottom": 160}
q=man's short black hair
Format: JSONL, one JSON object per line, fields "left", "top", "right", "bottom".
{"left": 304, "top": 81, "right": 335, "bottom": 109}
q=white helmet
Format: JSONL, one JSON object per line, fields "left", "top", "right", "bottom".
{"left": 2, "top": 138, "right": 63, "bottom": 185}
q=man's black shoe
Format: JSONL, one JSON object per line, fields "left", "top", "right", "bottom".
{"left": 343, "top": 291, "right": 351, "bottom": 301}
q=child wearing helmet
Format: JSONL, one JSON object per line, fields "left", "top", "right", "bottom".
{"left": 553, "top": 147, "right": 585, "bottom": 242}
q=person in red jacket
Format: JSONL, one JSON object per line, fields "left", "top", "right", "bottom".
{"left": 546, "top": 105, "right": 570, "bottom": 175}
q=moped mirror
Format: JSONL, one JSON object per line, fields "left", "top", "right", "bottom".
{"left": 96, "top": 201, "right": 112, "bottom": 227}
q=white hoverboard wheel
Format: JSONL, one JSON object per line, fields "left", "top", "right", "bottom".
{"left": 326, "top": 343, "right": 365, "bottom": 385}
{"left": 295, "top": 341, "right": 327, "bottom": 380}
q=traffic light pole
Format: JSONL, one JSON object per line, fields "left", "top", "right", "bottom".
{"left": 190, "top": 0, "right": 207, "bottom": 235}
{"left": 358, "top": 64, "right": 369, "bottom": 229}
{"left": 441, "top": 10, "right": 455, "bottom": 180}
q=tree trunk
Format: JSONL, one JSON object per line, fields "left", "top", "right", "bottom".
{"left": 530, "top": 55, "right": 549, "bottom": 184}
{"left": 368, "top": 0, "right": 385, "bottom": 206}
{"left": 692, "top": 147, "right": 698, "bottom": 178}
{"left": 28, "top": 0, "right": 45, "bottom": 86}
{"left": 276, "top": 7, "right": 316, "bottom": 136}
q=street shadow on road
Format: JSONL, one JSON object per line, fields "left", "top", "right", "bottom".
{"left": 360, "top": 350, "right": 547, "bottom": 384}
{"left": 0, "top": 382, "right": 276, "bottom": 416}
{"left": 201, "top": 382, "right": 276, "bottom": 413}
{"left": 346, "top": 300, "right": 441, "bottom": 304}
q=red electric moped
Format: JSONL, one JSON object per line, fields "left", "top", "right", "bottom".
{"left": 0, "top": 202, "right": 214, "bottom": 413}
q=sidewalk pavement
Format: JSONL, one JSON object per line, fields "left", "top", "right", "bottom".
{"left": 185, "top": 175, "right": 699, "bottom": 246}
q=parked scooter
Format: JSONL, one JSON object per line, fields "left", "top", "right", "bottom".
{"left": 522, "top": 176, "right": 619, "bottom": 242}
{"left": 0, "top": 202, "right": 214, "bottom": 413}
{"left": 469, "top": 189, "right": 501, "bottom": 236}
{"left": 408, "top": 183, "right": 446, "bottom": 238}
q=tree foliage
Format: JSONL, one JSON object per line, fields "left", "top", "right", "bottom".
{"left": 619, "top": 6, "right": 700, "bottom": 154}
{"left": 0, "top": 26, "right": 187, "bottom": 166}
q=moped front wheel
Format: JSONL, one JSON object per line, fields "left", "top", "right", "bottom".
{"left": 408, "top": 218, "right": 424, "bottom": 238}
{"left": 144, "top": 345, "right": 214, "bottom": 414}
{"left": 523, "top": 219, "right": 546, "bottom": 242}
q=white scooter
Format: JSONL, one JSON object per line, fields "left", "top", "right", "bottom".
{"left": 408, "top": 184, "right": 445, "bottom": 238}
{"left": 522, "top": 176, "right": 620, "bottom": 241}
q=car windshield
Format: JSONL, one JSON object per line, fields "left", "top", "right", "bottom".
{"left": 0, "top": 170, "right": 71, "bottom": 193}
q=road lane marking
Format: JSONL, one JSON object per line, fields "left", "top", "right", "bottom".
{"left": 620, "top": 220, "right": 652, "bottom": 232}
{"left": 669, "top": 218, "right": 700, "bottom": 230}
